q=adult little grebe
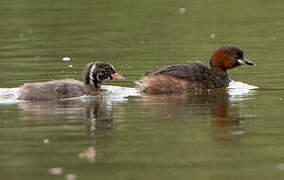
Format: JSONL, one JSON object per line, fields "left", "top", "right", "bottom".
{"left": 136, "top": 45, "right": 255, "bottom": 95}
{"left": 18, "top": 62, "right": 124, "bottom": 101}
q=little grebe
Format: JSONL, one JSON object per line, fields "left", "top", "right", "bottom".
{"left": 136, "top": 45, "right": 255, "bottom": 95}
{"left": 18, "top": 62, "right": 124, "bottom": 101}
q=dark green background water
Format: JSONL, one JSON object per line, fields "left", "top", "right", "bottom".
{"left": 0, "top": 0, "right": 284, "bottom": 179}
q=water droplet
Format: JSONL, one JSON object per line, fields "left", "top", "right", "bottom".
{"left": 66, "top": 174, "right": 76, "bottom": 180}
{"left": 49, "top": 168, "right": 63, "bottom": 175}
{"left": 43, "top": 139, "right": 49, "bottom": 144}
{"left": 68, "top": 64, "right": 73, "bottom": 68}
{"left": 210, "top": 33, "right": 216, "bottom": 39}
{"left": 62, "top": 57, "right": 71, "bottom": 62}
{"left": 179, "top": 8, "right": 186, "bottom": 14}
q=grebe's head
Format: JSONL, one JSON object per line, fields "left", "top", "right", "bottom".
{"left": 83, "top": 61, "right": 124, "bottom": 86}
{"left": 210, "top": 45, "right": 255, "bottom": 72}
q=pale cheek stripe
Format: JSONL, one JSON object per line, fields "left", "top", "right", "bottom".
{"left": 111, "top": 65, "right": 116, "bottom": 72}
{"left": 89, "top": 64, "right": 96, "bottom": 84}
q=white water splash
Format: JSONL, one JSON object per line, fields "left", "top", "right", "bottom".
{"left": 0, "top": 88, "right": 22, "bottom": 104}
{"left": 101, "top": 85, "right": 140, "bottom": 103}
{"left": 59, "top": 85, "right": 140, "bottom": 105}
{"left": 228, "top": 81, "right": 258, "bottom": 101}
{"left": 0, "top": 85, "right": 140, "bottom": 105}
{"left": 0, "top": 82, "right": 257, "bottom": 105}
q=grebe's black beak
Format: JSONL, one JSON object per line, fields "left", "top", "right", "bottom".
{"left": 111, "top": 72, "right": 125, "bottom": 80}
{"left": 238, "top": 57, "right": 255, "bottom": 66}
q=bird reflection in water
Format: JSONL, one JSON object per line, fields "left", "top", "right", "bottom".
{"left": 17, "top": 96, "right": 120, "bottom": 135}
{"left": 138, "top": 88, "right": 250, "bottom": 143}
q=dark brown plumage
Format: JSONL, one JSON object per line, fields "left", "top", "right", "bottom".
{"left": 18, "top": 62, "right": 124, "bottom": 101}
{"left": 136, "top": 45, "right": 255, "bottom": 95}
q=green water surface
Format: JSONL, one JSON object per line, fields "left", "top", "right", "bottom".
{"left": 0, "top": 0, "right": 284, "bottom": 180}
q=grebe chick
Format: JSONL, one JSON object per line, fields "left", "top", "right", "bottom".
{"left": 18, "top": 62, "right": 124, "bottom": 101}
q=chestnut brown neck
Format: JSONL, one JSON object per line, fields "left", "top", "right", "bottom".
{"left": 209, "top": 49, "right": 231, "bottom": 88}
{"left": 210, "top": 49, "right": 233, "bottom": 72}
